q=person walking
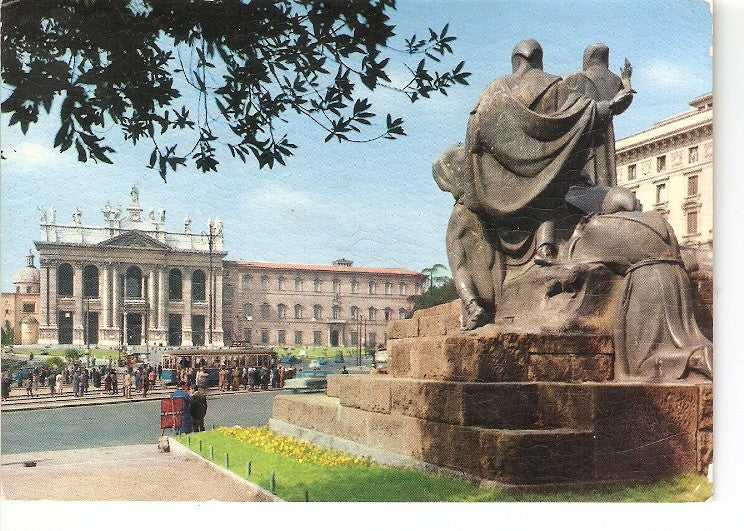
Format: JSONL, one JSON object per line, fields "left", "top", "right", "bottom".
{"left": 157, "top": 363, "right": 162, "bottom": 381}
{"left": 232, "top": 368, "right": 240, "bottom": 392}
{"left": 218, "top": 367, "right": 226, "bottom": 392}
{"left": 148, "top": 368, "right": 156, "bottom": 392}
{"left": 25, "top": 371, "right": 34, "bottom": 397}
{"left": 123, "top": 370, "right": 132, "bottom": 399}
{"left": 190, "top": 389, "right": 208, "bottom": 432}
{"left": 142, "top": 369, "right": 149, "bottom": 398}
{"left": 80, "top": 369, "right": 89, "bottom": 397}
{"left": 111, "top": 369, "right": 118, "bottom": 395}
{"left": 55, "top": 371, "right": 63, "bottom": 394}
{"left": 196, "top": 367, "right": 209, "bottom": 391}
{"left": 47, "top": 371, "right": 56, "bottom": 395}
{"left": 32, "top": 369, "right": 39, "bottom": 394}
{"left": 71, "top": 370, "right": 79, "bottom": 397}
{"left": 134, "top": 369, "right": 141, "bottom": 394}
{"left": 103, "top": 370, "right": 111, "bottom": 393}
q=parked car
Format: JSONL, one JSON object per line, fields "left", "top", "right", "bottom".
{"left": 281, "top": 355, "right": 299, "bottom": 364}
{"left": 308, "top": 359, "right": 321, "bottom": 370}
{"left": 317, "top": 357, "right": 327, "bottom": 366}
{"left": 334, "top": 354, "right": 345, "bottom": 363}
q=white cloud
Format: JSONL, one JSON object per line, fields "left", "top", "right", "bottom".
{"left": 643, "top": 61, "right": 694, "bottom": 90}
{"left": 4, "top": 141, "right": 65, "bottom": 166}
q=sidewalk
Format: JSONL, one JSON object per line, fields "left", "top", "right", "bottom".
{"left": 1, "top": 382, "right": 284, "bottom": 412}
{"left": 1, "top": 443, "right": 275, "bottom": 501}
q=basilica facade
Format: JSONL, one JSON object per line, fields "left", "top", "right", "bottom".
{"left": 34, "top": 187, "right": 225, "bottom": 348}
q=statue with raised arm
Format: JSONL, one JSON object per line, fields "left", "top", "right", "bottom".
{"left": 130, "top": 185, "right": 139, "bottom": 205}
{"left": 38, "top": 207, "right": 47, "bottom": 225}
{"left": 564, "top": 44, "right": 634, "bottom": 186}
{"left": 102, "top": 202, "right": 111, "bottom": 221}
{"left": 159, "top": 208, "right": 166, "bottom": 223}
{"left": 72, "top": 208, "right": 82, "bottom": 225}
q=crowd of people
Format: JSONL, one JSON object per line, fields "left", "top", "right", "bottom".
{"left": 172, "top": 363, "right": 289, "bottom": 392}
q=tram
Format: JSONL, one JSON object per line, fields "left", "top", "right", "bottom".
{"left": 160, "top": 347, "right": 276, "bottom": 386}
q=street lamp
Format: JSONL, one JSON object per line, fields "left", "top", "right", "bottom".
{"left": 202, "top": 219, "right": 222, "bottom": 346}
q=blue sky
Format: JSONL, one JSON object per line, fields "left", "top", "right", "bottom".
{"left": 0, "top": 0, "right": 712, "bottom": 290}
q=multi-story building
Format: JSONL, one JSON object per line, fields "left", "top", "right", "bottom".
{"left": 221, "top": 259, "right": 424, "bottom": 349}
{"left": 616, "top": 93, "right": 713, "bottom": 249}
{"left": 1, "top": 251, "right": 41, "bottom": 345}
{"left": 33, "top": 186, "right": 225, "bottom": 348}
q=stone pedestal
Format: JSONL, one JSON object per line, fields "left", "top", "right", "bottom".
{"left": 270, "top": 301, "right": 712, "bottom": 486}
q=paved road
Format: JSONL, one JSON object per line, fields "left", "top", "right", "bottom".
{"left": 1, "top": 390, "right": 284, "bottom": 454}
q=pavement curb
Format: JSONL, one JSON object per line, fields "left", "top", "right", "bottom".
{"left": 167, "top": 436, "right": 283, "bottom": 502}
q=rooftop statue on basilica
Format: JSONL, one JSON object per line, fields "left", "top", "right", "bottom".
{"left": 433, "top": 39, "right": 712, "bottom": 383}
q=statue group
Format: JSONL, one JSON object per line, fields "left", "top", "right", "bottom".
{"left": 434, "top": 40, "right": 712, "bottom": 383}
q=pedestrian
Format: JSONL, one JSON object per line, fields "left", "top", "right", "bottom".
{"left": 157, "top": 363, "right": 162, "bottom": 381}
{"left": 278, "top": 365, "right": 285, "bottom": 388}
{"left": 80, "top": 369, "right": 89, "bottom": 396}
{"left": 196, "top": 367, "right": 209, "bottom": 391}
{"left": 103, "top": 370, "right": 111, "bottom": 392}
{"left": 123, "top": 370, "right": 132, "bottom": 399}
{"left": 261, "top": 366, "right": 269, "bottom": 390}
{"left": 190, "top": 389, "right": 208, "bottom": 432}
{"left": 341, "top": 365, "right": 349, "bottom": 374}
{"left": 1, "top": 372, "right": 11, "bottom": 400}
{"left": 71, "top": 370, "right": 79, "bottom": 397}
{"left": 25, "top": 372, "right": 34, "bottom": 397}
{"left": 32, "top": 369, "right": 39, "bottom": 394}
{"left": 134, "top": 369, "right": 141, "bottom": 393}
{"left": 48, "top": 371, "right": 56, "bottom": 395}
{"left": 218, "top": 367, "right": 226, "bottom": 391}
{"left": 142, "top": 370, "right": 149, "bottom": 397}
{"left": 148, "top": 367, "right": 156, "bottom": 391}
{"left": 232, "top": 368, "right": 240, "bottom": 391}
{"left": 55, "top": 372, "right": 63, "bottom": 394}
{"left": 271, "top": 366, "right": 279, "bottom": 388}
{"left": 111, "top": 370, "right": 118, "bottom": 395}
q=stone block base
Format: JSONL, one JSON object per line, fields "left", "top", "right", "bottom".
{"left": 272, "top": 377, "right": 712, "bottom": 485}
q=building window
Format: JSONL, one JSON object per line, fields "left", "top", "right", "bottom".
{"left": 332, "top": 278, "right": 340, "bottom": 293}
{"left": 313, "top": 331, "right": 321, "bottom": 346}
{"left": 384, "top": 282, "right": 391, "bottom": 295}
{"left": 313, "top": 304, "right": 322, "bottom": 320}
{"left": 414, "top": 284, "right": 421, "bottom": 296}
{"left": 243, "top": 303, "right": 253, "bottom": 319}
{"left": 191, "top": 269, "right": 206, "bottom": 301}
{"left": 689, "top": 146, "right": 699, "bottom": 164}
{"left": 260, "top": 275, "right": 269, "bottom": 291}
{"left": 294, "top": 304, "right": 303, "bottom": 319}
{"left": 169, "top": 269, "right": 183, "bottom": 300}
{"left": 277, "top": 330, "right": 286, "bottom": 345}
{"left": 314, "top": 278, "right": 322, "bottom": 292}
{"left": 399, "top": 282, "right": 406, "bottom": 295}
{"left": 368, "top": 281, "right": 376, "bottom": 294}
{"left": 82, "top": 265, "right": 99, "bottom": 298}
{"left": 222, "top": 286, "right": 233, "bottom": 306}
{"left": 243, "top": 328, "right": 252, "bottom": 342}
{"left": 22, "top": 303, "right": 36, "bottom": 313}
{"left": 351, "top": 279, "right": 359, "bottom": 293}
{"left": 26, "top": 286, "right": 32, "bottom": 293}
{"left": 399, "top": 308, "right": 407, "bottom": 320}
{"left": 655, "top": 183, "right": 667, "bottom": 204}
{"left": 126, "top": 266, "right": 143, "bottom": 298}
{"left": 656, "top": 155, "right": 666, "bottom": 173}
{"left": 368, "top": 307, "right": 377, "bottom": 321}
{"left": 332, "top": 306, "right": 341, "bottom": 320}
{"left": 241, "top": 274, "right": 251, "bottom": 291}
{"left": 384, "top": 307, "right": 393, "bottom": 321}
{"left": 260, "top": 303, "right": 270, "bottom": 319}
{"left": 627, "top": 164, "right": 636, "bottom": 180}
{"left": 688, "top": 175, "right": 699, "bottom": 196}
{"left": 294, "top": 330, "right": 303, "bottom": 345}
{"left": 278, "top": 276, "right": 285, "bottom": 291}
{"left": 350, "top": 306, "right": 359, "bottom": 320}
{"left": 260, "top": 329, "right": 269, "bottom": 344}
{"left": 295, "top": 277, "right": 303, "bottom": 291}
{"left": 687, "top": 211, "right": 698, "bottom": 235}
{"left": 277, "top": 304, "right": 287, "bottom": 319}
{"left": 58, "top": 263, "right": 73, "bottom": 297}
{"left": 368, "top": 332, "right": 376, "bottom": 348}
{"left": 350, "top": 331, "right": 359, "bottom": 346}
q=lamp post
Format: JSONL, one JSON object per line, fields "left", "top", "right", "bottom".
{"left": 202, "top": 219, "right": 221, "bottom": 346}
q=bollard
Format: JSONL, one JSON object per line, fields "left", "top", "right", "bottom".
{"left": 224, "top": 452, "right": 229, "bottom": 468}
{"left": 212, "top": 423, "right": 216, "bottom": 430}
{"left": 269, "top": 471, "right": 275, "bottom": 493}
{"left": 198, "top": 440, "right": 202, "bottom": 452}
{"left": 304, "top": 488, "right": 309, "bottom": 502}
{"left": 187, "top": 435, "right": 191, "bottom": 447}
{"left": 209, "top": 444, "right": 214, "bottom": 461}
{"left": 245, "top": 461, "right": 251, "bottom": 477}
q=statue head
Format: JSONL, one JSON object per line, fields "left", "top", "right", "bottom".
{"left": 511, "top": 39, "right": 543, "bottom": 72}
{"left": 583, "top": 43, "right": 610, "bottom": 70}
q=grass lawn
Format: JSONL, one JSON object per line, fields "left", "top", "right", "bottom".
{"left": 176, "top": 429, "right": 711, "bottom": 503}
{"left": 274, "top": 346, "right": 365, "bottom": 361}
{"left": 8, "top": 347, "right": 120, "bottom": 360}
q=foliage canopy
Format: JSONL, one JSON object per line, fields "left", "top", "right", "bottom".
{"left": 2, "top": 0, "right": 470, "bottom": 180}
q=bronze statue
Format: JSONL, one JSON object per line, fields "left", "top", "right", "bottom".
{"left": 564, "top": 43, "right": 634, "bottom": 186}
{"left": 433, "top": 40, "right": 712, "bottom": 382}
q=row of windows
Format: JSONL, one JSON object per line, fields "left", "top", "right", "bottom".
{"left": 626, "top": 146, "right": 700, "bottom": 181}
{"left": 242, "top": 303, "right": 407, "bottom": 321}
{"left": 56, "top": 264, "right": 208, "bottom": 302}
{"left": 651, "top": 175, "right": 699, "bottom": 205}
{"left": 239, "top": 275, "right": 419, "bottom": 296}
{"left": 242, "top": 328, "right": 378, "bottom": 347}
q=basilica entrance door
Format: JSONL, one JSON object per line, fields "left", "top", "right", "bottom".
{"left": 58, "top": 311, "right": 73, "bottom": 344}
{"left": 126, "top": 313, "right": 142, "bottom": 345}
{"left": 330, "top": 330, "right": 340, "bottom": 347}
